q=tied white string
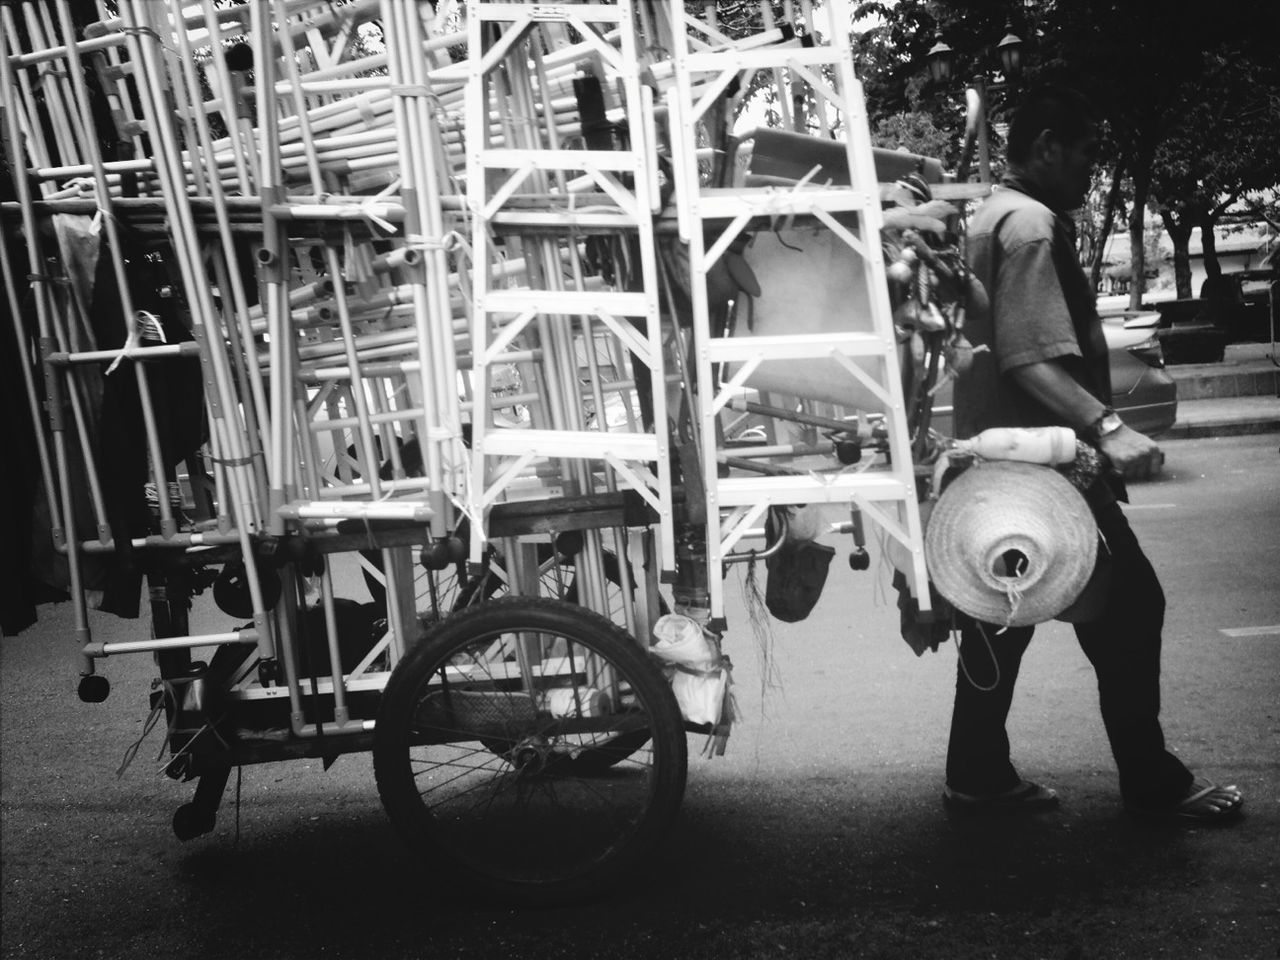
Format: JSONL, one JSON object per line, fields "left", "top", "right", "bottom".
{"left": 357, "top": 180, "right": 401, "bottom": 235}
{"left": 756, "top": 163, "right": 830, "bottom": 231}
{"left": 805, "top": 448, "right": 874, "bottom": 486}
{"left": 453, "top": 469, "right": 486, "bottom": 542}
{"left": 1003, "top": 577, "right": 1023, "bottom": 627}
{"left": 61, "top": 178, "right": 106, "bottom": 234}
{"left": 105, "top": 310, "right": 166, "bottom": 375}
{"left": 404, "top": 230, "right": 464, "bottom": 254}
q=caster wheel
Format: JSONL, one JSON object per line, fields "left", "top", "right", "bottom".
{"left": 77, "top": 674, "right": 110, "bottom": 703}
{"left": 848, "top": 549, "right": 871, "bottom": 571}
{"left": 257, "top": 659, "right": 279, "bottom": 686}
{"left": 553, "top": 530, "right": 584, "bottom": 558}
{"left": 419, "top": 538, "right": 455, "bottom": 570}
{"left": 172, "top": 803, "right": 216, "bottom": 841}
{"left": 835, "top": 440, "right": 862, "bottom": 465}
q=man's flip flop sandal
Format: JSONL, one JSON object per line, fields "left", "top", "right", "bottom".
{"left": 1127, "top": 778, "right": 1243, "bottom": 823}
{"left": 943, "top": 779, "right": 1060, "bottom": 812}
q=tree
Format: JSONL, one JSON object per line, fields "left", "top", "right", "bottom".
{"left": 849, "top": 0, "right": 1280, "bottom": 307}
{"left": 870, "top": 111, "right": 953, "bottom": 160}
{"left": 1148, "top": 44, "right": 1280, "bottom": 297}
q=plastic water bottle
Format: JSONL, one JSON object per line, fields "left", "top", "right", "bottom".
{"left": 954, "top": 426, "right": 1077, "bottom": 465}
{"left": 538, "top": 687, "right": 609, "bottom": 718}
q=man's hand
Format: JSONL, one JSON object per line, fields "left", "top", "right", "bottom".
{"left": 1099, "top": 424, "right": 1164, "bottom": 481}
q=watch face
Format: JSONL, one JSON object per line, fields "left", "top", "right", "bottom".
{"left": 1100, "top": 414, "right": 1123, "bottom": 435}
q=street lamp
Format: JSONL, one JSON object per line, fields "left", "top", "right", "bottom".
{"left": 996, "top": 25, "right": 1024, "bottom": 77}
{"left": 925, "top": 20, "right": 1025, "bottom": 184}
{"left": 926, "top": 33, "right": 954, "bottom": 84}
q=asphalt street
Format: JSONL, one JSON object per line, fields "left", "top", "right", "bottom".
{"left": 2, "top": 433, "right": 1278, "bottom": 960}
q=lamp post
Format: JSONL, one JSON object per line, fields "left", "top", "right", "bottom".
{"left": 926, "top": 21, "right": 1025, "bottom": 184}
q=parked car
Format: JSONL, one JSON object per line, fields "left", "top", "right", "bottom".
{"left": 1151, "top": 297, "right": 1229, "bottom": 364}
{"left": 1151, "top": 267, "right": 1278, "bottom": 362}
{"left": 1207, "top": 269, "right": 1276, "bottom": 344}
{"left": 931, "top": 311, "right": 1177, "bottom": 438}
{"left": 1102, "top": 311, "right": 1179, "bottom": 436}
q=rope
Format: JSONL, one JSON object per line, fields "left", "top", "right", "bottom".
{"left": 956, "top": 620, "right": 1001, "bottom": 693}
{"left": 739, "top": 557, "right": 782, "bottom": 704}
{"left": 116, "top": 691, "right": 166, "bottom": 778}
{"left": 207, "top": 451, "right": 263, "bottom": 468}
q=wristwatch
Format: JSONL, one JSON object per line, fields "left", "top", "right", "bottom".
{"left": 1083, "top": 406, "right": 1124, "bottom": 444}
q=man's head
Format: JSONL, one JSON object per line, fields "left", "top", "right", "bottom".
{"left": 1006, "top": 85, "right": 1098, "bottom": 212}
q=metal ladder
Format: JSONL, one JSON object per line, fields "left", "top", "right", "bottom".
{"left": 659, "top": 0, "right": 932, "bottom": 623}
{"left": 463, "top": 0, "right": 676, "bottom": 588}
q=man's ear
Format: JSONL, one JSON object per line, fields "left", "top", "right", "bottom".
{"left": 1024, "top": 128, "right": 1064, "bottom": 167}
{"left": 1029, "top": 128, "right": 1059, "bottom": 164}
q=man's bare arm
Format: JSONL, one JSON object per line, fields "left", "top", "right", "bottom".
{"left": 1009, "top": 360, "right": 1164, "bottom": 480}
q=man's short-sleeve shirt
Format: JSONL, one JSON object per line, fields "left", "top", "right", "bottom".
{"left": 954, "top": 175, "right": 1111, "bottom": 440}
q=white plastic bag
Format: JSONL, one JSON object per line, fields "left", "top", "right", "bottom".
{"left": 670, "top": 665, "right": 728, "bottom": 726}
{"left": 651, "top": 614, "right": 729, "bottom": 726}
{"left": 651, "top": 614, "right": 715, "bottom": 666}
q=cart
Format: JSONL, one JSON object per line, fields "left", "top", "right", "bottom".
{"left": 2, "top": 0, "right": 955, "bottom": 904}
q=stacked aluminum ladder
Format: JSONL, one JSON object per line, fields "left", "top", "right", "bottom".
{"left": 463, "top": 0, "right": 675, "bottom": 638}
{"left": 656, "top": 0, "right": 932, "bottom": 624}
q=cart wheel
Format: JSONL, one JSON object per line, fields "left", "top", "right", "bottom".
{"left": 77, "top": 674, "right": 110, "bottom": 703}
{"left": 373, "top": 597, "right": 687, "bottom": 905}
{"left": 172, "top": 803, "right": 216, "bottom": 841}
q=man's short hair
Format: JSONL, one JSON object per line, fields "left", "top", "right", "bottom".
{"left": 1006, "top": 85, "right": 1096, "bottom": 164}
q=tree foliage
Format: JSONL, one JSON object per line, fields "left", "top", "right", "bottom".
{"left": 1148, "top": 44, "right": 1280, "bottom": 295}
{"left": 870, "top": 111, "right": 953, "bottom": 160}
{"left": 848, "top": 0, "right": 1280, "bottom": 301}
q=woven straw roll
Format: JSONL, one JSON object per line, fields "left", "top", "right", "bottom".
{"left": 924, "top": 461, "right": 1098, "bottom": 627}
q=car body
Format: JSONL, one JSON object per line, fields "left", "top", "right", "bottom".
{"left": 1214, "top": 268, "right": 1276, "bottom": 344}
{"left": 1152, "top": 268, "right": 1278, "bottom": 361}
{"left": 930, "top": 311, "right": 1178, "bottom": 438}
{"left": 1102, "top": 311, "right": 1179, "bottom": 436}
{"left": 1150, "top": 297, "right": 1229, "bottom": 363}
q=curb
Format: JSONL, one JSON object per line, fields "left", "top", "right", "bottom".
{"left": 1162, "top": 418, "right": 1280, "bottom": 440}
{"left": 1168, "top": 366, "right": 1279, "bottom": 401}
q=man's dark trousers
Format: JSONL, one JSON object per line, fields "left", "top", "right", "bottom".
{"left": 945, "top": 501, "right": 1195, "bottom": 807}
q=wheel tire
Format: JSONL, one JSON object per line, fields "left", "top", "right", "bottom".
{"left": 373, "top": 597, "right": 687, "bottom": 905}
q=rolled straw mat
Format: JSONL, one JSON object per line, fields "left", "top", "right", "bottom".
{"left": 924, "top": 460, "right": 1098, "bottom": 627}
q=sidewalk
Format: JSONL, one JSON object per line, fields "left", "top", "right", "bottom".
{"left": 1162, "top": 341, "right": 1280, "bottom": 439}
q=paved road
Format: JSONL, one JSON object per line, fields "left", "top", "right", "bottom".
{"left": 3, "top": 434, "right": 1278, "bottom": 959}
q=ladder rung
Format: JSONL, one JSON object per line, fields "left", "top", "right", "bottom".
{"left": 277, "top": 501, "right": 434, "bottom": 522}
{"left": 694, "top": 187, "right": 874, "bottom": 221}
{"left": 487, "top": 210, "right": 641, "bottom": 230}
{"left": 479, "top": 288, "right": 653, "bottom": 317}
{"left": 713, "top": 474, "right": 911, "bottom": 507}
{"left": 480, "top": 149, "right": 642, "bottom": 172}
{"left": 481, "top": 427, "right": 659, "bottom": 461}
{"left": 680, "top": 45, "right": 854, "bottom": 74}
{"left": 474, "top": 2, "right": 625, "bottom": 23}
{"left": 706, "top": 332, "right": 889, "bottom": 362}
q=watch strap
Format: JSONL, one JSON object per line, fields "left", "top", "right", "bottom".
{"left": 1083, "top": 406, "right": 1121, "bottom": 444}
